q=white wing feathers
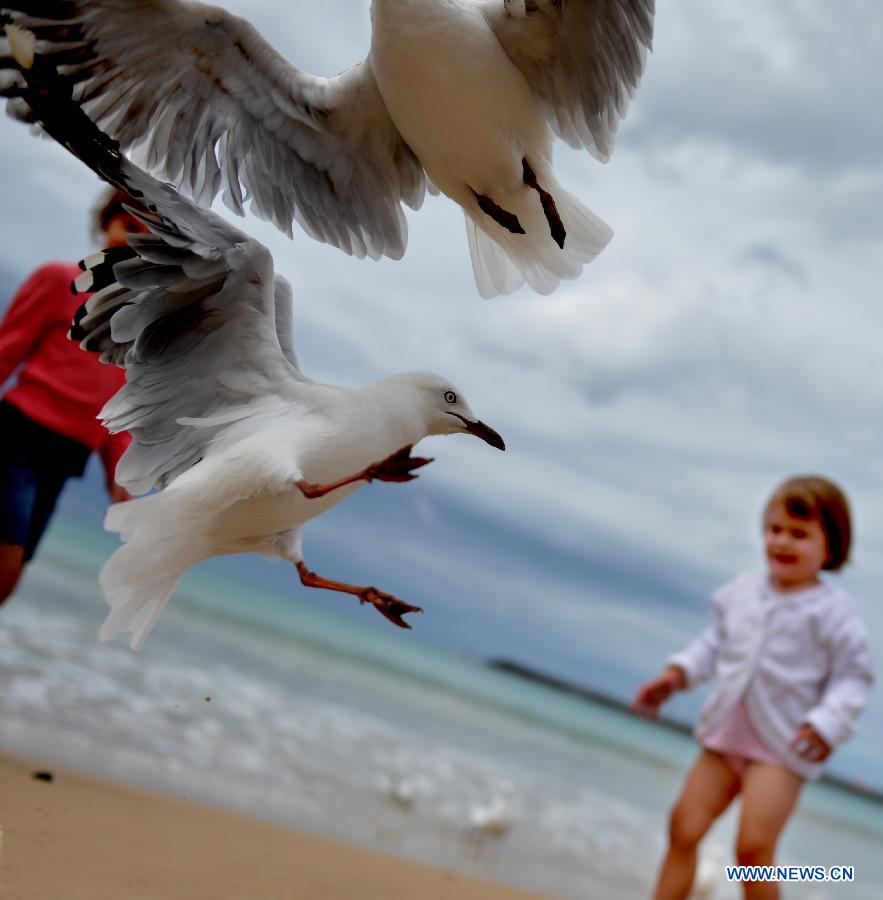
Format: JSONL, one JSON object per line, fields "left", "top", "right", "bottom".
{"left": 485, "top": 0, "right": 654, "bottom": 161}
{"left": 4, "top": 0, "right": 427, "bottom": 259}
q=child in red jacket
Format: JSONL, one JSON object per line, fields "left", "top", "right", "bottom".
{"left": 0, "top": 188, "right": 148, "bottom": 603}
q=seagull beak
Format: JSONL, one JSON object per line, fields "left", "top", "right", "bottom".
{"left": 463, "top": 418, "right": 506, "bottom": 451}
{"left": 446, "top": 412, "right": 505, "bottom": 450}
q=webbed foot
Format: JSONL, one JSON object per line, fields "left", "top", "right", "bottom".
{"left": 358, "top": 587, "right": 423, "bottom": 629}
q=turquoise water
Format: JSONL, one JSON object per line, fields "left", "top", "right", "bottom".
{"left": 1, "top": 516, "right": 881, "bottom": 899}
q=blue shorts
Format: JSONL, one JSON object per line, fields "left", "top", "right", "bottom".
{"left": 0, "top": 402, "right": 91, "bottom": 561}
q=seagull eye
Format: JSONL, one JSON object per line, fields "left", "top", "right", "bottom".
{"left": 444, "top": 391, "right": 457, "bottom": 404}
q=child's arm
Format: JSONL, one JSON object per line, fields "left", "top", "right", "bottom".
{"left": 631, "top": 665, "right": 686, "bottom": 718}
{"left": 800, "top": 609, "right": 874, "bottom": 755}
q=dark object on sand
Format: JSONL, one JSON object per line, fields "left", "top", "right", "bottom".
{"left": 31, "top": 770, "right": 54, "bottom": 782}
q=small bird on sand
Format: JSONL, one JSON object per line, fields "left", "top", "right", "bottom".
{"left": 466, "top": 782, "right": 515, "bottom": 867}
{"left": 1, "top": 33, "right": 505, "bottom": 649}
{"left": 380, "top": 774, "right": 418, "bottom": 810}
{"left": 1, "top": 0, "right": 654, "bottom": 297}
{"left": 468, "top": 793, "right": 513, "bottom": 839}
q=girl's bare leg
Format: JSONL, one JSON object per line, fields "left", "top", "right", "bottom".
{"left": 653, "top": 750, "right": 741, "bottom": 900}
{"left": 735, "top": 763, "right": 803, "bottom": 900}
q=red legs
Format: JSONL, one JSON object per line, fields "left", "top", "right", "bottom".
{"left": 522, "top": 159, "right": 566, "bottom": 248}
{"left": 292, "top": 445, "right": 431, "bottom": 628}
{"left": 295, "top": 445, "right": 433, "bottom": 500}
{"left": 473, "top": 190, "right": 525, "bottom": 235}
{"left": 295, "top": 561, "right": 422, "bottom": 629}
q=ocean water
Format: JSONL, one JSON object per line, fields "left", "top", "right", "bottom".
{"left": 2, "top": 518, "right": 881, "bottom": 900}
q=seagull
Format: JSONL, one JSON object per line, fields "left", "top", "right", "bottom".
{"left": 465, "top": 781, "right": 515, "bottom": 867}
{"left": 380, "top": 774, "right": 418, "bottom": 810}
{"left": 1, "top": 0, "right": 654, "bottom": 297}
{"left": 468, "top": 793, "right": 513, "bottom": 839}
{"left": 1, "top": 33, "right": 505, "bottom": 649}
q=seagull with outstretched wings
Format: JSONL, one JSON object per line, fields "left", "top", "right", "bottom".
{"left": 2, "top": 0, "right": 654, "bottom": 297}
{"left": 1, "top": 29, "right": 505, "bottom": 648}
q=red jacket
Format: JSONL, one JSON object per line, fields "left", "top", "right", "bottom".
{"left": 0, "top": 261, "right": 130, "bottom": 479}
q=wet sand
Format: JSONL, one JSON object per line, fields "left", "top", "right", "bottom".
{"left": 0, "top": 751, "right": 551, "bottom": 900}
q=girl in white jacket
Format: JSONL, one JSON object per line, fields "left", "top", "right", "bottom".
{"left": 632, "top": 475, "right": 873, "bottom": 900}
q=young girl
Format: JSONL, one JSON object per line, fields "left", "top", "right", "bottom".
{"left": 632, "top": 475, "right": 874, "bottom": 900}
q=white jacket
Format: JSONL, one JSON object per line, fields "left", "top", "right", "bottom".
{"left": 668, "top": 572, "right": 874, "bottom": 780}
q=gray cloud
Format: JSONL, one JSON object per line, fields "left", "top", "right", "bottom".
{"left": 624, "top": 0, "right": 883, "bottom": 171}
{"left": 738, "top": 242, "right": 809, "bottom": 286}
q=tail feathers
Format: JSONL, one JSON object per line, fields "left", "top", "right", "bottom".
{"left": 561, "top": 191, "right": 615, "bottom": 263}
{"left": 465, "top": 182, "right": 613, "bottom": 298}
{"left": 466, "top": 217, "right": 524, "bottom": 299}
{"left": 99, "top": 496, "right": 200, "bottom": 649}
{"left": 98, "top": 540, "right": 189, "bottom": 650}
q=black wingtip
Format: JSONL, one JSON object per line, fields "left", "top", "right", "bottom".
{"left": 73, "top": 245, "right": 137, "bottom": 294}
{"left": 10, "top": 44, "right": 128, "bottom": 196}
{"left": 69, "top": 301, "right": 88, "bottom": 341}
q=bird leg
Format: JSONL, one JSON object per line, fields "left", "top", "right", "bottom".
{"left": 295, "top": 445, "right": 433, "bottom": 500}
{"left": 295, "top": 561, "right": 422, "bottom": 629}
{"left": 473, "top": 190, "right": 525, "bottom": 235}
{"left": 522, "top": 159, "right": 566, "bottom": 249}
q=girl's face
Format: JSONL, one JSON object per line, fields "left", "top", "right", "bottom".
{"left": 763, "top": 498, "right": 828, "bottom": 592}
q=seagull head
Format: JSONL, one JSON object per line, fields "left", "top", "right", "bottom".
{"left": 400, "top": 373, "right": 505, "bottom": 451}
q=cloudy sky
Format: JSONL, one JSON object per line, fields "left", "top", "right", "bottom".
{"left": 1, "top": 0, "right": 882, "bottom": 787}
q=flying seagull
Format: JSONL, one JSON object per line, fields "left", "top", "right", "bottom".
{"left": 1, "top": 0, "right": 654, "bottom": 297}
{"left": 1, "top": 31, "right": 505, "bottom": 649}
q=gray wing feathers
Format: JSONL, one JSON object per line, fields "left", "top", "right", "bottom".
{"left": 7, "top": 0, "right": 427, "bottom": 259}
{"left": 488, "top": 0, "right": 654, "bottom": 161}
{"left": 71, "top": 167, "right": 306, "bottom": 493}
{"left": 272, "top": 276, "right": 300, "bottom": 370}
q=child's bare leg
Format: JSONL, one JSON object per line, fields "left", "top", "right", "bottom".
{"left": 735, "top": 763, "right": 803, "bottom": 900}
{"left": 653, "top": 750, "right": 741, "bottom": 900}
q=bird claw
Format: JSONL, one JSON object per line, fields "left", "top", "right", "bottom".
{"left": 365, "top": 446, "right": 434, "bottom": 484}
{"left": 359, "top": 587, "right": 422, "bottom": 629}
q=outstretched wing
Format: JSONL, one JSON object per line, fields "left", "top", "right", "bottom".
{"left": 484, "top": 0, "right": 654, "bottom": 161}
{"left": 1, "top": 37, "right": 310, "bottom": 494}
{"left": 3, "top": 0, "right": 427, "bottom": 259}
{"left": 77, "top": 228, "right": 306, "bottom": 494}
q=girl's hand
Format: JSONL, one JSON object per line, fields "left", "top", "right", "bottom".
{"left": 790, "top": 724, "right": 831, "bottom": 762}
{"left": 630, "top": 666, "right": 687, "bottom": 718}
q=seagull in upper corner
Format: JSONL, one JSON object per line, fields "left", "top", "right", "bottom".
{"left": 1, "top": 33, "right": 505, "bottom": 649}
{"left": 1, "top": 0, "right": 654, "bottom": 297}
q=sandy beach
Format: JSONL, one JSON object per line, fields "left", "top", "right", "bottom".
{"left": 0, "top": 752, "right": 551, "bottom": 900}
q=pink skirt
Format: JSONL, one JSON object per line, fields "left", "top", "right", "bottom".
{"left": 703, "top": 700, "right": 781, "bottom": 774}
